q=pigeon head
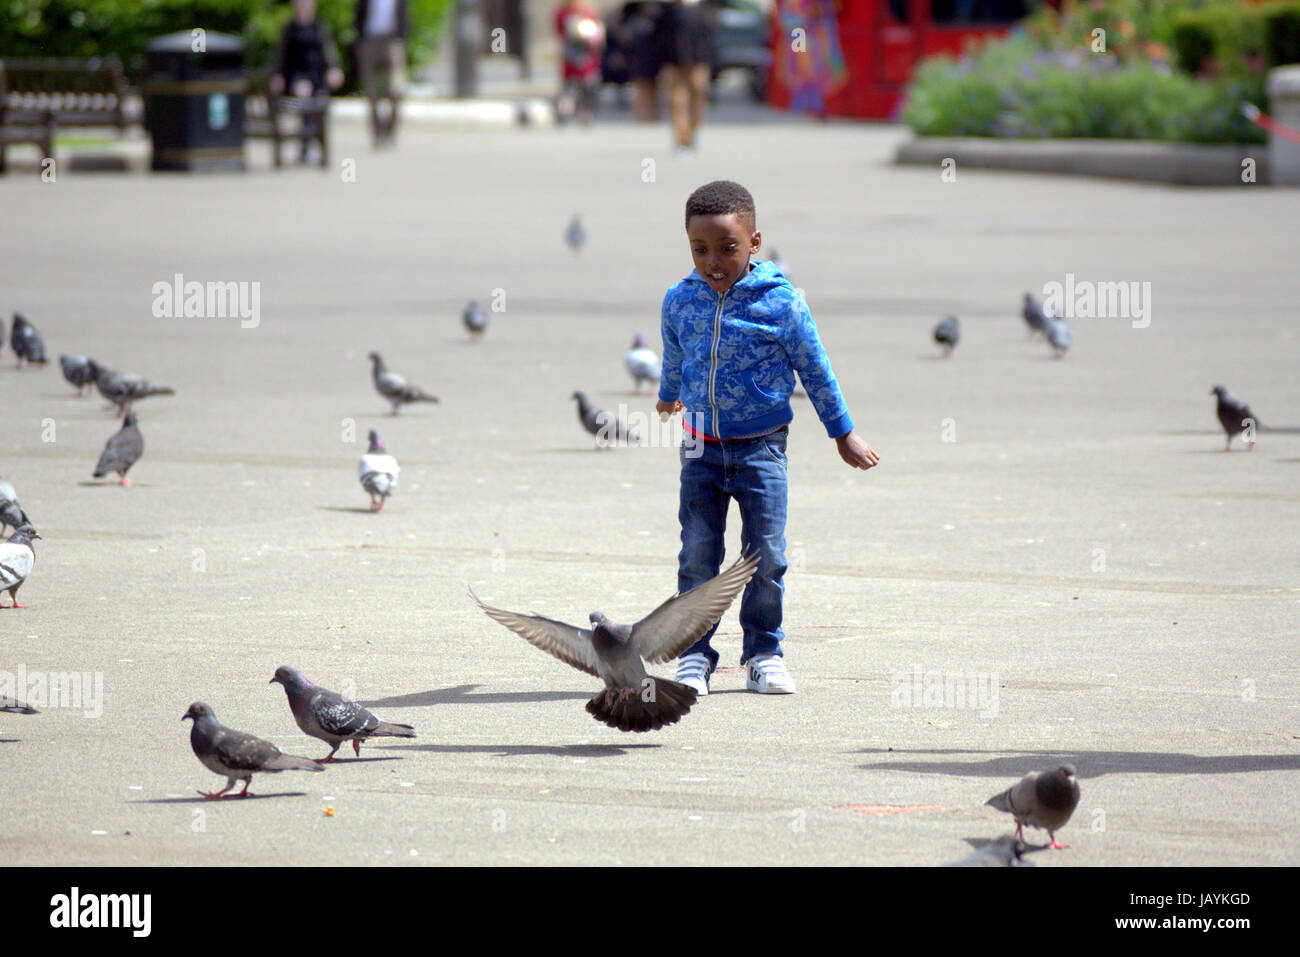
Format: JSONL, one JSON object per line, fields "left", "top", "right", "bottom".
{"left": 572, "top": 391, "right": 587, "bottom": 403}
{"left": 367, "top": 430, "right": 384, "bottom": 453}
{"left": 183, "top": 701, "right": 215, "bottom": 723}
{"left": 1058, "top": 763, "right": 1077, "bottom": 780}
{"left": 8, "top": 525, "right": 39, "bottom": 545}
{"left": 270, "top": 665, "right": 309, "bottom": 690}
{"left": 368, "top": 351, "right": 383, "bottom": 366}
{"left": 631, "top": 333, "right": 645, "bottom": 349}
{"left": 1211, "top": 385, "right": 1226, "bottom": 398}
{"left": 588, "top": 612, "right": 608, "bottom": 627}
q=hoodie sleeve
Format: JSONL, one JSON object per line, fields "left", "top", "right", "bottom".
{"left": 780, "top": 293, "right": 854, "bottom": 439}
{"left": 658, "top": 289, "right": 683, "bottom": 405}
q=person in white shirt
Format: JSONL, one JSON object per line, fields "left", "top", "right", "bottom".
{"left": 354, "top": 0, "right": 409, "bottom": 146}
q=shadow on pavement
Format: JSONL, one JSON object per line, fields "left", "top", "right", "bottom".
{"left": 135, "top": 792, "right": 311, "bottom": 804}
{"left": 854, "top": 748, "right": 1300, "bottom": 778}
{"left": 395, "top": 742, "right": 659, "bottom": 758}
{"left": 366, "top": 684, "right": 590, "bottom": 708}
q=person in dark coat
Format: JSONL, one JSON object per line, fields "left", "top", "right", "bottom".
{"left": 354, "top": 0, "right": 409, "bottom": 147}
{"left": 270, "top": 0, "right": 343, "bottom": 162}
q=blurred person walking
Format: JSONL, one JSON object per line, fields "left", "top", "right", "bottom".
{"left": 354, "top": 0, "right": 410, "bottom": 147}
{"left": 662, "top": 0, "right": 714, "bottom": 152}
{"left": 776, "top": 0, "right": 845, "bottom": 118}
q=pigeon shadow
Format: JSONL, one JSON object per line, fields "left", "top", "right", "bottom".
{"left": 853, "top": 748, "right": 1300, "bottom": 779}
{"left": 77, "top": 480, "right": 148, "bottom": 488}
{"left": 134, "top": 792, "right": 312, "bottom": 804}
{"left": 365, "top": 684, "right": 591, "bottom": 708}
{"left": 311, "top": 755, "right": 403, "bottom": 764}
{"left": 318, "top": 505, "right": 379, "bottom": 515}
{"left": 959, "top": 834, "right": 1050, "bottom": 854}
{"left": 0, "top": 738, "right": 22, "bottom": 744}
{"left": 397, "top": 742, "right": 660, "bottom": 758}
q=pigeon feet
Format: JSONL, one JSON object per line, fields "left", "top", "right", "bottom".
{"left": 1049, "top": 837, "right": 1070, "bottom": 849}
{"left": 197, "top": 790, "right": 232, "bottom": 800}
{"left": 352, "top": 740, "right": 362, "bottom": 756}
{"left": 118, "top": 477, "right": 131, "bottom": 487}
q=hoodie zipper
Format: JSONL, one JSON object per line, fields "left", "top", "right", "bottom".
{"left": 707, "top": 287, "right": 728, "bottom": 438}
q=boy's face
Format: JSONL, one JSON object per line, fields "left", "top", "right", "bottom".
{"left": 687, "top": 213, "right": 761, "bottom": 294}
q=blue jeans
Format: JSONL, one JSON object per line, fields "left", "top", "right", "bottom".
{"left": 677, "top": 427, "right": 789, "bottom": 671}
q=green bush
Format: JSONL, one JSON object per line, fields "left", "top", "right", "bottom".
{"left": 0, "top": 0, "right": 453, "bottom": 87}
{"left": 903, "top": 32, "right": 1265, "bottom": 144}
{"left": 1170, "top": 2, "right": 1268, "bottom": 77}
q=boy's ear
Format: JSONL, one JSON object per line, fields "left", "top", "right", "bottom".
{"left": 750, "top": 229, "right": 762, "bottom": 254}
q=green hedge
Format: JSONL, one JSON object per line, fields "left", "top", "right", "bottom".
{"left": 1171, "top": 1, "right": 1300, "bottom": 76}
{"left": 0, "top": 0, "right": 453, "bottom": 87}
{"left": 903, "top": 32, "right": 1265, "bottom": 144}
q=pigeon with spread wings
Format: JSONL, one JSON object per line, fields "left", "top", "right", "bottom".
{"left": 473, "top": 551, "right": 760, "bottom": 732}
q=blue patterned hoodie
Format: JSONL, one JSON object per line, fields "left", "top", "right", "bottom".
{"left": 658, "top": 259, "right": 854, "bottom": 440}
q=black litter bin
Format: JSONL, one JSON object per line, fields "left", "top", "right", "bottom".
{"left": 145, "top": 31, "right": 246, "bottom": 171}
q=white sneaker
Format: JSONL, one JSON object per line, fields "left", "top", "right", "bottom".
{"left": 675, "top": 652, "right": 713, "bottom": 696}
{"left": 745, "top": 655, "right": 796, "bottom": 694}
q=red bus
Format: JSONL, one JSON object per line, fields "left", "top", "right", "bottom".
{"left": 768, "top": 0, "right": 1051, "bottom": 119}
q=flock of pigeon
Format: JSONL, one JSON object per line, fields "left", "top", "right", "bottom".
{"left": 0, "top": 236, "right": 1263, "bottom": 861}
{"left": 932, "top": 294, "right": 1262, "bottom": 452}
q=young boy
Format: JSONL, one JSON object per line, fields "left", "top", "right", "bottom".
{"left": 656, "top": 181, "right": 878, "bottom": 695}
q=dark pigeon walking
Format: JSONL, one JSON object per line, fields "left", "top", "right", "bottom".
{"left": 59, "top": 355, "right": 96, "bottom": 395}
{"left": 1, "top": 694, "right": 38, "bottom": 714}
{"left": 463, "top": 299, "right": 488, "bottom": 341}
{"left": 943, "top": 834, "right": 1035, "bottom": 867}
{"left": 565, "top": 214, "right": 586, "bottom": 254}
{"left": 933, "top": 316, "right": 960, "bottom": 357}
{"left": 183, "top": 701, "right": 324, "bottom": 799}
{"left": 368, "top": 351, "right": 439, "bottom": 415}
{"left": 472, "top": 551, "right": 760, "bottom": 732}
{"left": 10, "top": 313, "right": 47, "bottom": 366}
{"left": 93, "top": 411, "right": 143, "bottom": 486}
{"left": 1211, "top": 385, "right": 1258, "bottom": 452}
{"left": 91, "top": 360, "right": 174, "bottom": 415}
{"left": 358, "top": 429, "right": 399, "bottom": 511}
{"left": 0, "top": 525, "right": 39, "bottom": 609}
{"left": 573, "top": 390, "right": 638, "bottom": 448}
{"left": 1022, "top": 293, "right": 1050, "bottom": 337}
{"left": 986, "top": 764, "right": 1080, "bottom": 849}
{"left": 270, "top": 666, "right": 416, "bottom": 762}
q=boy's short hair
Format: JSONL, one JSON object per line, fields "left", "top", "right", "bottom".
{"left": 685, "top": 180, "right": 756, "bottom": 231}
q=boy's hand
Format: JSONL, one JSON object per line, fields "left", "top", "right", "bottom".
{"left": 836, "top": 431, "right": 879, "bottom": 470}
{"left": 656, "top": 399, "right": 683, "bottom": 421}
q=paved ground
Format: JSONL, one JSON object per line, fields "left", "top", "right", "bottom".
{"left": 1, "top": 101, "right": 1297, "bottom": 867}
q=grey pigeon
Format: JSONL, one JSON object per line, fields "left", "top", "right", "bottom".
{"left": 358, "top": 429, "right": 399, "bottom": 511}
{"left": 183, "top": 701, "right": 324, "bottom": 799}
{"left": 986, "top": 763, "right": 1080, "bottom": 849}
{"left": 59, "top": 354, "right": 96, "bottom": 395}
{"left": 0, "top": 477, "right": 31, "bottom": 535}
{"left": 625, "top": 334, "right": 660, "bottom": 394}
{"left": 90, "top": 360, "right": 174, "bottom": 415}
{"left": 0, "top": 525, "right": 39, "bottom": 609}
{"left": 572, "top": 390, "right": 638, "bottom": 448}
{"left": 472, "top": 551, "right": 760, "bottom": 732}
{"left": 933, "top": 316, "right": 960, "bottom": 357}
{"left": 93, "top": 411, "right": 143, "bottom": 486}
{"left": 943, "top": 834, "right": 1035, "bottom": 867}
{"left": 10, "top": 313, "right": 47, "bottom": 366}
{"left": 1022, "top": 293, "right": 1050, "bottom": 336}
{"left": 1043, "top": 314, "right": 1072, "bottom": 358}
{"left": 368, "top": 351, "right": 439, "bottom": 415}
{"left": 463, "top": 299, "right": 488, "bottom": 341}
{"left": 1211, "top": 385, "right": 1258, "bottom": 452}
{"left": 270, "top": 666, "right": 416, "bottom": 762}
{"left": 1, "top": 694, "right": 38, "bottom": 714}
{"left": 565, "top": 214, "right": 586, "bottom": 254}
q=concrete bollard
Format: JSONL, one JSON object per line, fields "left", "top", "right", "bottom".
{"left": 1266, "top": 65, "right": 1300, "bottom": 185}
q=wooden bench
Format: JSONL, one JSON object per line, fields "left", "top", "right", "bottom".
{"left": 244, "top": 71, "right": 330, "bottom": 169}
{"left": 1, "top": 56, "right": 131, "bottom": 173}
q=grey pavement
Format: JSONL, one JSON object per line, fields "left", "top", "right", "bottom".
{"left": 0, "top": 108, "right": 1297, "bottom": 866}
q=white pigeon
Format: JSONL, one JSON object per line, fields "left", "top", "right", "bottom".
{"left": 358, "top": 430, "right": 399, "bottom": 512}
{"left": 624, "top": 333, "right": 660, "bottom": 394}
{"left": 0, "top": 525, "right": 40, "bottom": 609}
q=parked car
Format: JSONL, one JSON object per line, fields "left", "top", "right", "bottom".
{"left": 601, "top": 0, "right": 771, "bottom": 101}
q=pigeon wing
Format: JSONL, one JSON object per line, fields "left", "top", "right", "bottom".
{"left": 630, "top": 551, "right": 760, "bottom": 663}
{"left": 212, "top": 725, "right": 288, "bottom": 772}
{"left": 471, "top": 590, "right": 600, "bottom": 677}
{"left": 310, "top": 688, "right": 379, "bottom": 738}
